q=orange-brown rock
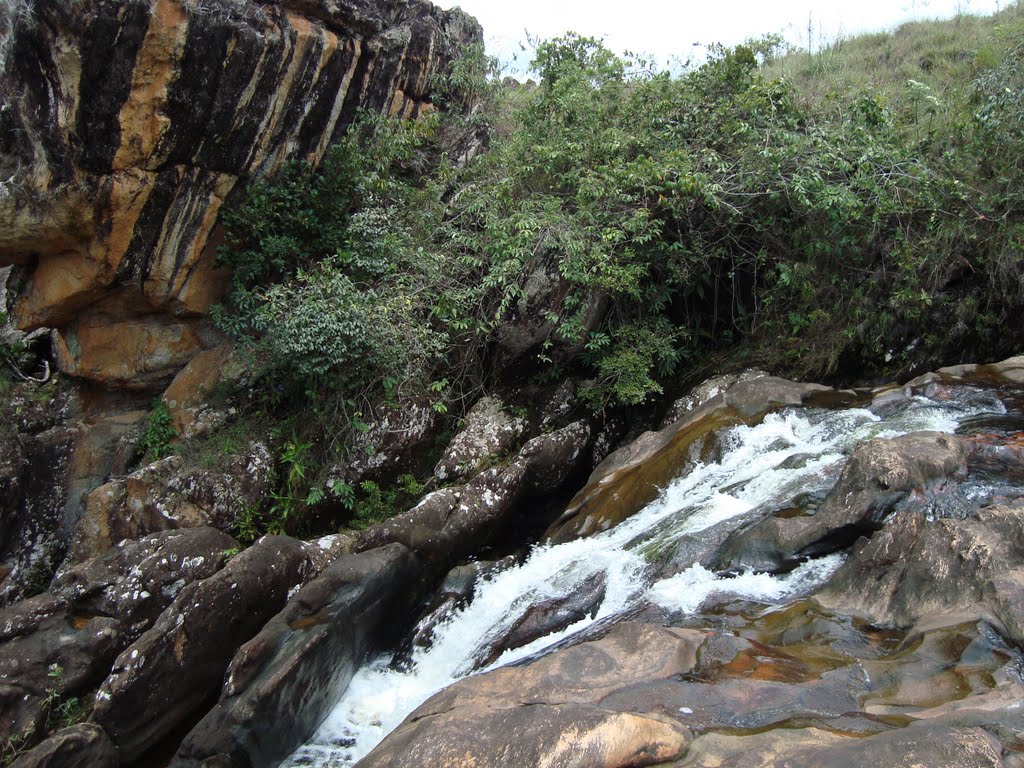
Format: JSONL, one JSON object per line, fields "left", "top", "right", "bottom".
{"left": 359, "top": 623, "right": 700, "bottom": 768}
{"left": 0, "top": 0, "right": 481, "bottom": 389}
{"left": 161, "top": 344, "right": 232, "bottom": 435}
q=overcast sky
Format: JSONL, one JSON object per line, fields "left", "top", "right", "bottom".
{"left": 435, "top": 0, "right": 1008, "bottom": 75}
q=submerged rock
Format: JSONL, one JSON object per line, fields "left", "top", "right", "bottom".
{"left": 545, "top": 375, "right": 832, "bottom": 544}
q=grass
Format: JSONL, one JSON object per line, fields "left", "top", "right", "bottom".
{"left": 765, "top": 2, "right": 1024, "bottom": 136}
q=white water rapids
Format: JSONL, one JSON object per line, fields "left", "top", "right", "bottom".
{"left": 284, "top": 390, "right": 1004, "bottom": 767}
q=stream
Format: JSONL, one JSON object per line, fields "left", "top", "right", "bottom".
{"left": 284, "top": 387, "right": 1007, "bottom": 767}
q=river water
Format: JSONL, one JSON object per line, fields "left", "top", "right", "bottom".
{"left": 284, "top": 387, "right": 1005, "bottom": 767}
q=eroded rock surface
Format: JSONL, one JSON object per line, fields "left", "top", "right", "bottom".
{"left": 7, "top": 723, "right": 118, "bottom": 768}
{"left": 360, "top": 622, "right": 700, "bottom": 768}
{"left": 712, "top": 431, "right": 969, "bottom": 573}
{"left": 67, "top": 442, "right": 273, "bottom": 562}
{"left": 91, "top": 534, "right": 325, "bottom": 762}
{"left": 172, "top": 543, "right": 422, "bottom": 768}
{"left": 0, "top": 0, "right": 481, "bottom": 389}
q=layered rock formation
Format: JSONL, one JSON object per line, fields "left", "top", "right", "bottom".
{"left": 0, "top": 0, "right": 480, "bottom": 389}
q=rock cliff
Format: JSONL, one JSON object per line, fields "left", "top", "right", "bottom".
{"left": 0, "top": 0, "right": 480, "bottom": 389}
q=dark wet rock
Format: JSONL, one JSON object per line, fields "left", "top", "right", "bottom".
{"left": 0, "top": 425, "right": 80, "bottom": 606}
{"left": 0, "top": 594, "right": 120, "bottom": 743}
{"left": 406, "top": 557, "right": 518, "bottom": 655}
{"left": 356, "top": 465, "right": 527, "bottom": 566}
{"left": 477, "top": 571, "right": 607, "bottom": 667}
{"left": 8, "top": 723, "right": 118, "bottom": 768}
{"left": 518, "top": 419, "right": 592, "bottom": 493}
{"left": 67, "top": 443, "right": 273, "bottom": 562}
{"left": 816, "top": 504, "right": 1024, "bottom": 645}
{"left": 546, "top": 376, "right": 832, "bottom": 544}
{"left": 361, "top": 622, "right": 700, "bottom": 768}
{"left": 172, "top": 543, "right": 422, "bottom": 768}
{"left": 51, "top": 527, "right": 237, "bottom": 639}
{"left": 712, "top": 431, "right": 968, "bottom": 573}
{"left": 91, "top": 535, "right": 317, "bottom": 762}
{"left": 433, "top": 396, "right": 527, "bottom": 483}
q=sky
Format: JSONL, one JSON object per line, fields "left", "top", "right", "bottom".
{"left": 435, "top": 0, "right": 1009, "bottom": 75}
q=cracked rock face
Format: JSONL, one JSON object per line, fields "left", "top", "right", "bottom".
{"left": 0, "top": 0, "right": 480, "bottom": 389}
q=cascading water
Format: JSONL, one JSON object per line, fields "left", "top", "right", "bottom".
{"left": 284, "top": 389, "right": 1006, "bottom": 767}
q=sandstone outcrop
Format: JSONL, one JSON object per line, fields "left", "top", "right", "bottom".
{"left": 360, "top": 622, "right": 699, "bottom": 768}
{"left": 0, "top": 0, "right": 481, "bottom": 389}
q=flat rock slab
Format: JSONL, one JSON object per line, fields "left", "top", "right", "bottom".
{"left": 362, "top": 623, "right": 703, "bottom": 768}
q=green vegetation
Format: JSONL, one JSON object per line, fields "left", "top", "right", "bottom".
{"left": 209, "top": 4, "right": 1024, "bottom": 532}
{"left": 141, "top": 400, "right": 177, "bottom": 461}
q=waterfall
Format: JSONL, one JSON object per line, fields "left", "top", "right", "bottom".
{"left": 284, "top": 389, "right": 1003, "bottom": 767}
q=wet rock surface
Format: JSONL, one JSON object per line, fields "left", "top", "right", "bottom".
{"left": 545, "top": 375, "right": 833, "bottom": 544}
{"left": 172, "top": 543, "right": 422, "bottom": 768}
{"left": 8, "top": 723, "right": 118, "bottom": 768}
{"left": 90, "top": 535, "right": 321, "bottom": 762}
{"left": 712, "top": 431, "right": 970, "bottom": 573}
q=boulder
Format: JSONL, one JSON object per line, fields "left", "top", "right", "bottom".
{"left": 476, "top": 571, "right": 607, "bottom": 667}
{"left": 161, "top": 344, "right": 233, "bottom": 438}
{"left": 361, "top": 704, "right": 689, "bottom": 768}
{"left": 51, "top": 527, "right": 237, "bottom": 639}
{"left": 518, "top": 419, "right": 592, "bottom": 493}
{"left": 434, "top": 395, "right": 527, "bottom": 483}
{"left": 711, "top": 431, "right": 969, "bottom": 573}
{"left": 91, "top": 535, "right": 319, "bottom": 762}
{"left": 360, "top": 623, "right": 701, "bottom": 768}
{"left": 67, "top": 442, "right": 273, "bottom": 562}
{"left": 172, "top": 543, "right": 422, "bottom": 768}
{"left": 816, "top": 504, "right": 1024, "bottom": 644}
{"left": 329, "top": 398, "right": 440, "bottom": 487}
{"left": 8, "top": 723, "right": 118, "bottom": 768}
{"left": 545, "top": 376, "right": 833, "bottom": 544}
{"left": 0, "top": 594, "right": 120, "bottom": 743}
{"left": 356, "top": 464, "right": 527, "bottom": 565}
